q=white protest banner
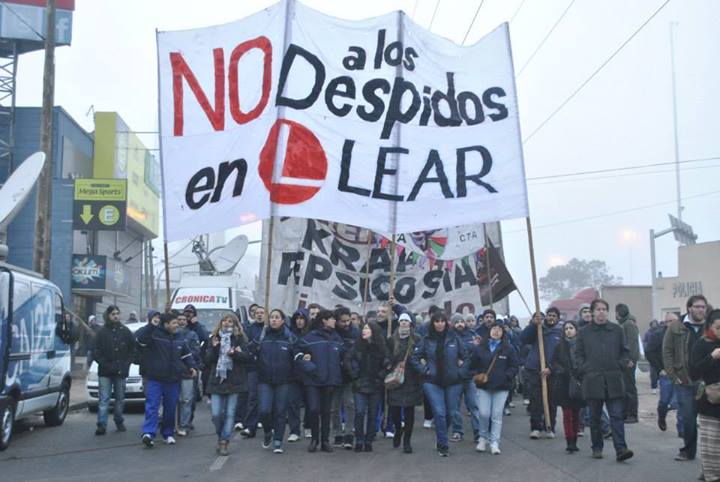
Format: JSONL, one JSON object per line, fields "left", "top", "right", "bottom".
{"left": 157, "top": 1, "right": 528, "bottom": 242}
{"left": 262, "top": 217, "right": 515, "bottom": 316}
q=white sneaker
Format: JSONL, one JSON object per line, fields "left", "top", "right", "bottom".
{"left": 652, "top": 389, "right": 657, "bottom": 395}
{"left": 529, "top": 430, "right": 540, "bottom": 439}
{"left": 523, "top": 399, "right": 530, "bottom": 406}
{"left": 545, "top": 431, "right": 556, "bottom": 439}
{"left": 503, "top": 408, "right": 511, "bottom": 416}
{"left": 475, "top": 439, "right": 487, "bottom": 452}
{"left": 165, "top": 436, "right": 176, "bottom": 445}
{"left": 490, "top": 442, "right": 501, "bottom": 455}
{"left": 257, "top": 422, "right": 263, "bottom": 429}
{"left": 273, "top": 446, "right": 284, "bottom": 454}
{"left": 423, "top": 420, "right": 433, "bottom": 429}
{"left": 385, "top": 431, "right": 395, "bottom": 438}
{"left": 176, "top": 428, "right": 188, "bottom": 437}
{"left": 304, "top": 429, "right": 312, "bottom": 439}
{"left": 287, "top": 433, "right": 300, "bottom": 443}
{"left": 508, "top": 402, "right": 516, "bottom": 408}
{"left": 234, "top": 422, "right": 244, "bottom": 431}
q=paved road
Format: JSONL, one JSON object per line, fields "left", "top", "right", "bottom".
{"left": 0, "top": 373, "right": 701, "bottom": 482}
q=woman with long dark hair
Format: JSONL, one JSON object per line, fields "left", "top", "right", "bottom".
{"left": 295, "top": 309, "right": 346, "bottom": 453}
{"left": 205, "top": 312, "right": 253, "bottom": 456}
{"left": 387, "top": 312, "right": 423, "bottom": 453}
{"left": 345, "top": 322, "right": 388, "bottom": 452}
{"left": 551, "top": 320, "right": 586, "bottom": 453}
{"left": 253, "top": 308, "right": 297, "bottom": 454}
{"left": 410, "top": 310, "right": 466, "bottom": 457}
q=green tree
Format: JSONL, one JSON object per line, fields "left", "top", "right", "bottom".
{"left": 539, "top": 258, "right": 622, "bottom": 301}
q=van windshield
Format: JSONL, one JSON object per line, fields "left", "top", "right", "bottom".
{"left": 195, "top": 309, "right": 238, "bottom": 333}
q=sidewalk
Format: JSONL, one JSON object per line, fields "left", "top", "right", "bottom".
{"left": 69, "top": 374, "right": 90, "bottom": 411}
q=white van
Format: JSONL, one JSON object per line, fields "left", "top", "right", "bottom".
{"left": 170, "top": 275, "right": 254, "bottom": 332}
{"left": 0, "top": 262, "right": 74, "bottom": 450}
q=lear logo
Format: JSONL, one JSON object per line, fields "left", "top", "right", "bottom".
{"left": 258, "top": 119, "right": 327, "bottom": 205}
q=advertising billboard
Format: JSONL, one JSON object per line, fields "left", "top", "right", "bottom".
{"left": 0, "top": 1, "right": 73, "bottom": 47}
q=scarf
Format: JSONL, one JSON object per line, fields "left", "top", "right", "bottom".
{"left": 216, "top": 329, "right": 234, "bottom": 382}
{"left": 398, "top": 326, "right": 411, "bottom": 339}
{"left": 489, "top": 338, "right": 501, "bottom": 353}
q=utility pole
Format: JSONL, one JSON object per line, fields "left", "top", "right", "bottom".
{"left": 33, "top": 0, "right": 57, "bottom": 277}
{"left": 669, "top": 22, "right": 682, "bottom": 221}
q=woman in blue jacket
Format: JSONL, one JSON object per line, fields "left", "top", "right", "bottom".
{"left": 344, "top": 322, "right": 388, "bottom": 452}
{"left": 470, "top": 322, "right": 519, "bottom": 455}
{"left": 253, "top": 309, "right": 297, "bottom": 454}
{"left": 205, "top": 312, "right": 253, "bottom": 456}
{"left": 287, "top": 309, "right": 309, "bottom": 441}
{"left": 295, "top": 309, "right": 345, "bottom": 453}
{"left": 410, "top": 310, "right": 466, "bottom": 457}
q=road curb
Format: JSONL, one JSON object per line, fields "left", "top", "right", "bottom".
{"left": 69, "top": 401, "right": 89, "bottom": 412}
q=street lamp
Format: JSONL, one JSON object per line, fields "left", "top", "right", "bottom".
{"left": 620, "top": 229, "right": 638, "bottom": 283}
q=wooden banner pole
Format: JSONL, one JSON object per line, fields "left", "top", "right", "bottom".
{"left": 526, "top": 216, "right": 551, "bottom": 432}
{"left": 361, "top": 230, "right": 373, "bottom": 318}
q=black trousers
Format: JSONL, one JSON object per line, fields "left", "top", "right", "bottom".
{"left": 623, "top": 367, "right": 638, "bottom": 418}
{"left": 526, "top": 370, "right": 557, "bottom": 431}
{"left": 305, "top": 386, "right": 335, "bottom": 443}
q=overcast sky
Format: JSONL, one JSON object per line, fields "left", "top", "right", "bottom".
{"left": 14, "top": 0, "right": 720, "bottom": 315}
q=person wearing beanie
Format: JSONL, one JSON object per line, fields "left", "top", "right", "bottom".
{"left": 93, "top": 305, "right": 134, "bottom": 435}
{"left": 577, "top": 304, "right": 592, "bottom": 328}
{"left": 387, "top": 312, "right": 423, "bottom": 453}
{"left": 521, "top": 308, "right": 562, "bottom": 439}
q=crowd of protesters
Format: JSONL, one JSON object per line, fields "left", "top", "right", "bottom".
{"left": 87, "top": 294, "right": 720, "bottom": 480}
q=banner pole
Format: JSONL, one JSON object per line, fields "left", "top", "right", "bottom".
{"left": 483, "top": 224, "right": 494, "bottom": 310}
{"left": 361, "top": 230, "right": 373, "bottom": 318}
{"left": 163, "top": 241, "right": 171, "bottom": 312}
{"left": 526, "top": 216, "right": 551, "bottom": 432}
{"left": 263, "top": 217, "right": 275, "bottom": 320}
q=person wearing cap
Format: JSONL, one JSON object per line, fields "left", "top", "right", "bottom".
{"left": 387, "top": 312, "right": 423, "bottom": 453}
{"left": 410, "top": 310, "right": 467, "bottom": 457}
{"left": 449, "top": 313, "right": 481, "bottom": 444}
{"left": 183, "top": 304, "right": 209, "bottom": 344}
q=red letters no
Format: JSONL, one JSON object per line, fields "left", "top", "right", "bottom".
{"left": 229, "top": 36, "right": 272, "bottom": 125}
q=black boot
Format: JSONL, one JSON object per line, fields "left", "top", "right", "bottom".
{"left": 343, "top": 434, "right": 354, "bottom": 450}
{"left": 321, "top": 441, "right": 334, "bottom": 453}
{"left": 393, "top": 428, "right": 403, "bottom": 448}
{"left": 364, "top": 441, "right": 373, "bottom": 452}
{"left": 354, "top": 442, "right": 363, "bottom": 452}
{"left": 308, "top": 440, "right": 318, "bottom": 453}
{"left": 403, "top": 438, "right": 413, "bottom": 454}
{"left": 566, "top": 438, "right": 577, "bottom": 453}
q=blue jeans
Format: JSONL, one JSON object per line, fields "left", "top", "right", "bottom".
{"left": 477, "top": 389, "right": 509, "bottom": 444}
{"left": 331, "top": 383, "right": 355, "bottom": 436}
{"left": 178, "top": 378, "right": 195, "bottom": 429}
{"left": 97, "top": 376, "right": 126, "bottom": 428}
{"left": 452, "top": 380, "right": 481, "bottom": 439}
{"left": 423, "top": 383, "right": 462, "bottom": 449}
{"left": 588, "top": 398, "right": 627, "bottom": 453}
{"left": 211, "top": 393, "right": 240, "bottom": 441}
{"left": 243, "top": 371, "right": 259, "bottom": 433}
{"left": 287, "top": 382, "right": 306, "bottom": 435}
{"left": 354, "top": 392, "right": 380, "bottom": 443}
{"left": 258, "top": 383, "right": 290, "bottom": 442}
{"left": 675, "top": 383, "right": 698, "bottom": 458}
{"left": 581, "top": 405, "right": 610, "bottom": 433}
{"left": 658, "top": 375, "right": 683, "bottom": 433}
{"left": 142, "top": 380, "right": 180, "bottom": 439}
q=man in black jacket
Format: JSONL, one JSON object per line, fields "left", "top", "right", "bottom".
{"left": 576, "top": 299, "right": 634, "bottom": 462}
{"left": 94, "top": 305, "right": 134, "bottom": 435}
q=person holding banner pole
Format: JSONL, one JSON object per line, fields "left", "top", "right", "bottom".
{"left": 521, "top": 309, "right": 562, "bottom": 439}
{"left": 387, "top": 313, "right": 423, "bottom": 453}
{"left": 411, "top": 310, "right": 467, "bottom": 457}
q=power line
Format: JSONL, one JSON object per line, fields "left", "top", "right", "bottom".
{"left": 506, "top": 189, "right": 720, "bottom": 232}
{"left": 515, "top": 0, "right": 576, "bottom": 77}
{"left": 527, "top": 156, "right": 720, "bottom": 181}
{"left": 428, "top": 0, "right": 441, "bottom": 31}
{"left": 461, "top": 0, "right": 485, "bottom": 45}
{"left": 522, "top": 0, "right": 673, "bottom": 144}
{"left": 510, "top": 0, "right": 528, "bottom": 23}
{"left": 529, "top": 163, "right": 720, "bottom": 187}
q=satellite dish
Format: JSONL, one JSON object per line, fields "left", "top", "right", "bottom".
{"left": 0, "top": 152, "right": 45, "bottom": 229}
{"left": 211, "top": 234, "right": 248, "bottom": 274}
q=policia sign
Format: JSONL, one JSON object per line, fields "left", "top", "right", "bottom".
{"left": 73, "top": 179, "right": 127, "bottom": 231}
